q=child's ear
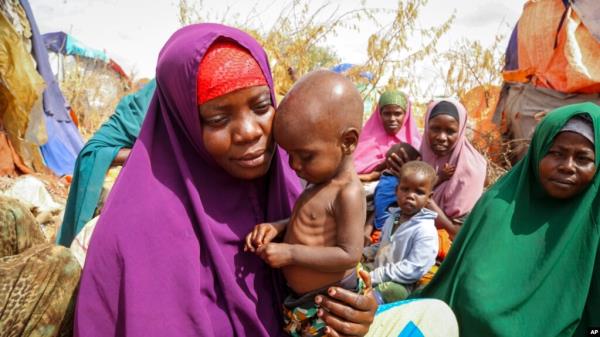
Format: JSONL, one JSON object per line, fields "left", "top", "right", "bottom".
{"left": 341, "top": 128, "right": 360, "bottom": 155}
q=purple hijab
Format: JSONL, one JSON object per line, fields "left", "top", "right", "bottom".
{"left": 74, "top": 24, "right": 301, "bottom": 336}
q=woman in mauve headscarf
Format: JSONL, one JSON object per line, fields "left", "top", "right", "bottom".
{"left": 354, "top": 90, "right": 421, "bottom": 183}
{"left": 73, "top": 23, "right": 381, "bottom": 337}
{"left": 420, "top": 99, "right": 487, "bottom": 241}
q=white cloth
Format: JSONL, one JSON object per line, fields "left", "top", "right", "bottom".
{"left": 364, "top": 207, "right": 438, "bottom": 285}
{"left": 2, "top": 175, "right": 61, "bottom": 213}
{"left": 70, "top": 216, "right": 99, "bottom": 267}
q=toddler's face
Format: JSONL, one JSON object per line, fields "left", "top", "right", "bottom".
{"left": 395, "top": 172, "right": 433, "bottom": 216}
{"left": 276, "top": 128, "right": 344, "bottom": 184}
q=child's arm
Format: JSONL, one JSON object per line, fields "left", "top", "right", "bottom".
{"left": 257, "top": 184, "right": 365, "bottom": 271}
{"left": 370, "top": 224, "right": 438, "bottom": 285}
{"left": 244, "top": 218, "right": 288, "bottom": 253}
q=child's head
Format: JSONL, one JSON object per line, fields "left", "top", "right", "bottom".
{"left": 395, "top": 161, "right": 436, "bottom": 216}
{"left": 385, "top": 142, "right": 420, "bottom": 166}
{"left": 274, "top": 70, "right": 364, "bottom": 183}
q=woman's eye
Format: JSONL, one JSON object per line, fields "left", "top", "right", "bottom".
{"left": 548, "top": 150, "right": 561, "bottom": 157}
{"left": 576, "top": 155, "right": 594, "bottom": 164}
{"left": 204, "top": 115, "right": 228, "bottom": 127}
{"left": 254, "top": 104, "right": 271, "bottom": 115}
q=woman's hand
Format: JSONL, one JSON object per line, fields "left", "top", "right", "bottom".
{"left": 315, "top": 270, "right": 377, "bottom": 337}
{"left": 387, "top": 150, "right": 421, "bottom": 177}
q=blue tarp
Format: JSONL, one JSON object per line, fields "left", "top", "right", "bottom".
{"left": 504, "top": 24, "right": 519, "bottom": 71}
{"left": 43, "top": 31, "right": 110, "bottom": 62}
{"left": 20, "top": 0, "right": 84, "bottom": 176}
{"left": 330, "top": 63, "right": 374, "bottom": 81}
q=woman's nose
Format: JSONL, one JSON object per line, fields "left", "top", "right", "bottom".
{"left": 232, "top": 114, "right": 262, "bottom": 144}
{"left": 558, "top": 156, "right": 577, "bottom": 174}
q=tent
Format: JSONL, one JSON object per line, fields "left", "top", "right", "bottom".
{"left": 0, "top": 0, "right": 84, "bottom": 176}
{"left": 43, "top": 31, "right": 129, "bottom": 81}
{"left": 493, "top": 0, "right": 600, "bottom": 162}
{"left": 42, "top": 31, "right": 130, "bottom": 137}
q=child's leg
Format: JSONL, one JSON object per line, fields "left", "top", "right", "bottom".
{"left": 374, "top": 282, "right": 410, "bottom": 303}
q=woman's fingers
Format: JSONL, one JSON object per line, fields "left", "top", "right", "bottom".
{"left": 398, "top": 148, "right": 409, "bottom": 163}
{"left": 318, "top": 305, "right": 368, "bottom": 336}
{"left": 318, "top": 288, "right": 375, "bottom": 320}
{"left": 388, "top": 154, "right": 403, "bottom": 175}
{"left": 323, "top": 324, "right": 353, "bottom": 337}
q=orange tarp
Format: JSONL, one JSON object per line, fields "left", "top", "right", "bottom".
{"left": 504, "top": 0, "right": 600, "bottom": 94}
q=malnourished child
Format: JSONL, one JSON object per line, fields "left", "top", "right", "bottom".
{"left": 245, "top": 70, "right": 366, "bottom": 336}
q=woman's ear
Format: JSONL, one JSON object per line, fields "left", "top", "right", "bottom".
{"left": 341, "top": 128, "right": 360, "bottom": 155}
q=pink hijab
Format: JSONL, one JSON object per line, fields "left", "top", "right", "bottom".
{"left": 353, "top": 91, "right": 422, "bottom": 174}
{"left": 421, "top": 98, "right": 487, "bottom": 218}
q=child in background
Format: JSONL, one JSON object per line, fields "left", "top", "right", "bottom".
{"left": 244, "top": 70, "right": 366, "bottom": 337}
{"left": 363, "top": 161, "right": 438, "bottom": 303}
{"left": 365, "top": 142, "right": 420, "bottom": 244}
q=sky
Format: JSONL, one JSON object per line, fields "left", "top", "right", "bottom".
{"left": 29, "top": 0, "right": 524, "bottom": 83}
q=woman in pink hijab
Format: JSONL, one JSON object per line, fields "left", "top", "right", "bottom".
{"left": 354, "top": 90, "right": 422, "bottom": 182}
{"left": 420, "top": 99, "right": 487, "bottom": 239}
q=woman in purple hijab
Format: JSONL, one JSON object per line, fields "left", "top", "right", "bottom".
{"left": 74, "top": 24, "right": 378, "bottom": 336}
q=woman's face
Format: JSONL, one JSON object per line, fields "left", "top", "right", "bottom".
{"left": 539, "top": 131, "right": 596, "bottom": 199}
{"left": 427, "top": 114, "right": 460, "bottom": 157}
{"left": 198, "top": 85, "right": 275, "bottom": 180}
{"left": 380, "top": 104, "right": 406, "bottom": 135}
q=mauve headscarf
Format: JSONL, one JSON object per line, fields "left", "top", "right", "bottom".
{"left": 353, "top": 92, "right": 422, "bottom": 174}
{"left": 420, "top": 99, "right": 487, "bottom": 218}
{"left": 74, "top": 24, "right": 301, "bottom": 337}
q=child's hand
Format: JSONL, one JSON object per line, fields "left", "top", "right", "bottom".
{"left": 256, "top": 243, "right": 293, "bottom": 268}
{"left": 244, "top": 223, "right": 281, "bottom": 252}
{"left": 439, "top": 163, "right": 456, "bottom": 182}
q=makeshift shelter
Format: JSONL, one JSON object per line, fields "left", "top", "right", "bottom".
{"left": 43, "top": 31, "right": 130, "bottom": 138}
{"left": 0, "top": 0, "right": 84, "bottom": 176}
{"left": 493, "top": 0, "right": 600, "bottom": 162}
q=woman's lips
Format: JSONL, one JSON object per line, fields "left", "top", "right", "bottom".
{"left": 432, "top": 144, "right": 448, "bottom": 151}
{"left": 549, "top": 178, "right": 576, "bottom": 187}
{"left": 234, "top": 150, "right": 266, "bottom": 168}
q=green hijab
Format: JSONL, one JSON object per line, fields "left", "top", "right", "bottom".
{"left": 57, "top": 79, "right": 156, "bottom": 246}
{"left": 418, "top": 102, "right": 600, "bottom": 336}
{"left": 378, "top": 90, "right": 407, "bottom": 110}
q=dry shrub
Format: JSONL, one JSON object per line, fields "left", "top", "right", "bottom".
{"left": 57, "top": 55, "right": 132, "bottom": 140}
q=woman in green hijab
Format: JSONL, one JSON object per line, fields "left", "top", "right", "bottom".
{"left": 419, "top": 102, "right": 600, "bottom": 336}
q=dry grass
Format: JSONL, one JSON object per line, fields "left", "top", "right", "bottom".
{"left": 57, "top": 56, "right": 132, "bottom": 140}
